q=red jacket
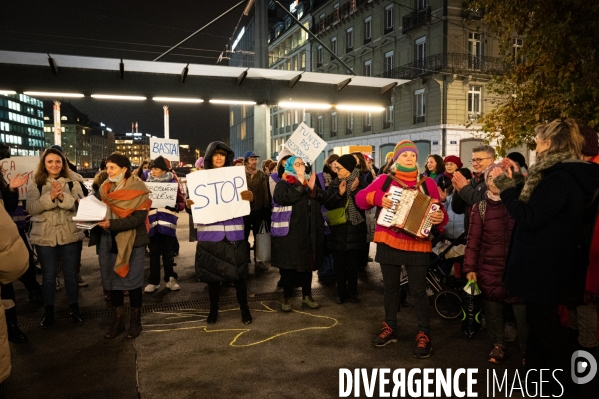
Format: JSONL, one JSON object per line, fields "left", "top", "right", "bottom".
{"left": 462, "top": 197, "right": 522, "bottom": 303}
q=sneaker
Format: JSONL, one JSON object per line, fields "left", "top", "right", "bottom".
{"left": 281, "top": 298, "right": 292, "bottom": 312}
{"left": 372, "top": 322, "right": 398, "bottom": 347}
{"left": 488, "top": 344, "right": 506, "bottom": 364}
{"left": 77, "top": 274, "right": 89, "bottom": 287}
{"left": 302, "top": 296, "right": 320, "bottom": 309}
{"left": 165, "top": 277, "right": 180, "bottom": 291}
{"left": 144, "top": 283, "right": 160, "bottom": 293}
{"left": 414, "top": 331, "right": 432, "bottom": 358}
{"left": 255, "top": 261, "right": 269, "bottom": 271}
{"left": 504, "top": 323, "right": 518, "bottom": 342}
{"left": 56, "top": 277, "right": 61, "bottom": 291}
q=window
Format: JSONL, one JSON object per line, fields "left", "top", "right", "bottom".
{"left": 331, "top": 36, "right": 337, "bottom": 55}
{"left": 468, "top": 32, "right": 482, "bottom": 69}
{"left": 346, "top": 28, "right": 353, "bottom": 52}
{"left": 513, "top": 38, "right": 524, "bottom": 65}
{"left": 415, "top": 0, "right": 427, "bottom": 10}
{"left": 384, "top": 97, "right": 394, "bottom": 129}
{"left": 300, "top": 51, "right": 306, "bottom": 69}
{"left": 468, "top": 86, "right": 482, "bottom": 120}
{"left": 364, "top": 16, "right": 372, "bottom": 43}
{"left": 415, "top": 36, "right": 426, "bottom": 70}
{"left": 384, "top": 51, "right": 394, "bottom": 75}
{"left": 414, "top": 141, "right": 431, "bottom": 172}
{"left": 346, "top": 113, "right": 354, "bottom": 134}
{"left": 317, "top": 46, "right": 323, "bottom": 67}
{"left": 364, "top": 59, "right": 372, "bottom": 77}
{"left": 333, "top": 3, "right": 340, "bottom": 23}
{"left": 363, "top": 112, "right": 372, "bottom": 132}
{"left": 380, "top": 143, "right": 395, "bottom": 163}
{"left": 384, "top": 5, "right": 394, "bottom": 33}
{"left": 414, "top": 89, "right": 425, "bottom": 124}
{"left": 331, "top": 112, "right": 337, "bottom": 137}
{"left": 317, "top": 115, "right": 324, "bottom": 135}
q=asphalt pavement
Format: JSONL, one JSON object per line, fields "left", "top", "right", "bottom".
{"left": 5, "top": 215, "right": 597, "bottom": 398}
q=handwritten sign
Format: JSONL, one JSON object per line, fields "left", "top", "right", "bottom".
{"left": 144, "top": 182, "right": 178, "bottom": 208}
{"left": 150, "top": 137, "right": 179, "bottom": 162}
{"left": 285, "top": 122, "right": 327, "bottom": 165}
{"left": 82, "top": 179, "right": 94, "bottom": 194}
{"left": 0, "top": 156, "right": 39, "bottom": 200}
{"left": 186, "top": 167, "right": 250, "bottom": 224}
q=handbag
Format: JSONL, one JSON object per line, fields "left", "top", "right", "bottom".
{"left": 255, "top": 220, "right": 271, "bottom": 263}
{"left": 326, "top": 197, "right": 349, "bottom": 226}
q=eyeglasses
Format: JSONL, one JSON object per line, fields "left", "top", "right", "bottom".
{"left": 293, "top": 162, "right": 305, "bottom": 167}
{"left": 470, "top": 157, "right": 492, "bottom": 164}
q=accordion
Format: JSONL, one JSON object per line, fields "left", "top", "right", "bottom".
{"left": 377, "top": 184, "right": 441, "bottom": 239}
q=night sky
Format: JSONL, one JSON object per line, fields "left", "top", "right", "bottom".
{"left": 1, "top": 0, "right": 250, "bottom": 152}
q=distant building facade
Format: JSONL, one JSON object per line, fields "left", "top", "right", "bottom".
{"left": 0, "top": 92, "right": 45, "bottom": 156}
{"left": 114, "top": 133, "right": 151, "bottom": 167}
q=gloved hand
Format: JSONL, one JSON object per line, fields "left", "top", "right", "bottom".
{"left": 185, "top": 199, "right": 194, "bottom": 209}
{"left": 165, "top": 205, "right": 178, "bottom": 213}
{"left": 240, "top": 190, "right": 254, "bottom": 202}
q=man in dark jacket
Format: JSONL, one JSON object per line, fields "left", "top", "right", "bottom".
{"left": 242, "top": 150, "right": 269, "bottom": 271}
{"left": 451, "top": 145, "right": 496, "bottom": 228}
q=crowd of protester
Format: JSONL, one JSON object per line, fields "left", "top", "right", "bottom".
{"left": 1, "top": 118, "right": 598, "bottom": 397}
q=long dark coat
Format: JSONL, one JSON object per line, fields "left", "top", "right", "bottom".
{"left": 271, "top": 178, "right": 326, "bottom": 270}
{"left": 499, "top": 161, "right": 599, "bottom": 305}
{"left": 323, "top": 177, "right": 369, "bottom": 252}
{"left": 462, "top": 197, "right": 521, "bottom": 303}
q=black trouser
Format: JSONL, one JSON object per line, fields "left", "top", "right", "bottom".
{"left": 331, "top": 250, "right": 359, "bottom": 299}
{"left": 525, "top": 302, "right": 577, "bottom": 397}
{"left": 207, "top": 280, "right": 248, "bottom": 308}
{"left": 110, "top": 288, "right": 142, "bottom": 308}
{"left": 172, "top": 235, "right": 180, "bottom": 255}
{"left": 243, "top": 209, "right": 264, "bottom": 261}
{"left": 148, "top": 234, "right": 177, "bottom": 284}
{"left": 280, "top": 269, "right": 312, "bottom": 299}
{"left": 380, "top": 263, "right": 429, "bottom": 332}
{"left": 18, "top": 228, "right": 41, "bottom": 294}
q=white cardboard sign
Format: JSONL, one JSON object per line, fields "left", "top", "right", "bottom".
{"left": 0, "top": 156, "right": 40, "bottom": 200}
{"left": 186, "top": 167, "right": 250, "bottom": 224}
{"left": 285, "top": 122, "right": 327, "bottom": 165}
{"left": 144, "top": 182, "right": 178, "bottom": 208}
{"left": 150, "top": 137, "right": 180, "bottom": 162}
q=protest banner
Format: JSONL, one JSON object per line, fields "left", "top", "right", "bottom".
{"left": 0, "top": 156, "right": 39, "bottom": 200}
{"left": 285, "top": 122, "right": 327, "bottom": 165}
{"left": 144, "top": 182, "right": 178, "bottom": 208}
{"left": 150, "top": 137, "right": 179, "bottom": 162}
{"left": 186, "top": 167, "right": 250, "bottom": 224}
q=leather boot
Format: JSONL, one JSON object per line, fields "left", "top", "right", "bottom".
{"left": 126, "top": 307, "right": 142, "bottom": 339}
{"left": 6, "top": 307, "right": 28, "bottom": 344}
{"left": 105, "top": 307, "right": 125, "bottom": 338}
{"left": 69, "top": 303, "right": 84, "bottom": 326}
{"left": 240, "top": 305, "right": 252, "bottom": 325}
{"left": 207, "top": 303, "right": 219, "bottom": 325}
{"left": 40, "top": 305, "right": 54, "bottom": 329}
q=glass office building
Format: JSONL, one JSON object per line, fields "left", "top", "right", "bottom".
{"left": 0, "top": 93, "right": 45, "bottom": 156}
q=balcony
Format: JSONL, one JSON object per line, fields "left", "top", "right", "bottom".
{"left": 413, "top": 115, "right": 425, "bottom": 124}
{"left": 468, "top": 113, "right": 481, "bottom": 121}
{"left": 312, "top": 0, "right": 373, "bottom": 35}
{"left": 377, "top": 53, "right": 507, "bottom": 80}
{"left": 363, "top": 37, "right": 372, "bottom": 45}
{"left": 383, "top": 121, "right": 393, "bottom": 129}
{"left": 346, "top": 47, "right": 353, "bottom": 54}
{"left": 330, "top": 130, "right": 337, "bottom": 137}
{"left": 402, "top": 6, "right": 431, "bottom": 34}
{"left": 346, "top": 128, "right": 353, "bottom": 135}
{"left": 363, "top": 125, "right": 372, "bottom": 132}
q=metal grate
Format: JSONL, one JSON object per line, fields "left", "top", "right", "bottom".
{"left": 17, "top": 287, "right": 330, "bottom": 327}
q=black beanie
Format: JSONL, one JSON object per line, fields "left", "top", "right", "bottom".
{"left": 150, "top": 156, "right": 169, "bottom": 171}
{"left": 337, "top": 154, "right": 357, "bottom": 171}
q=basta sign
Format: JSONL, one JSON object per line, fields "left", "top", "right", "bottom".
{"left": 150, "top": 137, "right": 180, "bottom": 162}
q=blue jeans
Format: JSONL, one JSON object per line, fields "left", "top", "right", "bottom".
{"left": 36, "top": 242, "right": 81, "bottom": 307}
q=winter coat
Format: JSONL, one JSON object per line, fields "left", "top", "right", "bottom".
{"left": 452, "top": 172, "right": 486, "bottom": 213}
{"left": 443, "top": 193, "right": 465, "bottom": 240}
{"left": 0, "top": 178, "right": 18, "bottom": 213}
{"left": 271, "top": 178, "right": 326, "bottom": 270}
{"left": 193, "top": 141, "right": 248, "bottom": 282}
{"left": 26, "top": 175, "right": 84, "bottom": 247}
{"left": 0, "top": 205, "right": 28, "bottom": 383}
{"left": 462, "top": 197, "right": 521, "bottom": 303}
{"left": 498, "top": 161, "right": 599, "bottom": 305}
{"left": 323, "top": 177, "right": 368, "bottom": 252}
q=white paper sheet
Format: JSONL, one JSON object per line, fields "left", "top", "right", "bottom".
{"left": 72, "top": 195, "right": 107, "bottom": 222}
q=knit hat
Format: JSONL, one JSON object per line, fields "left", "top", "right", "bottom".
{"left": 195, "top": 157, "right": 204, "bottom": 169}
{"left": 149, "top": 156, "right": 169, "bottom": 171}
{"left": 336, "top": 154, "right": 357, "bottom": 172}
{"left": 506, "top": 152, "right": 528, "bottom": 169}
{"left": 50, "top": 144, "right": 64, "bottom": 153}
{"left": 362, "top": 153, "right": 372, "bottom": 162}
{"left": 385, "top": 151, "right": 394, "bottom": 160}
{"left": 484, "top": 163, "right": 503, "bottom": 182}
{"left": 443, "top": 155, "right": 463, "bottom": 169}
{"left": 393, "top": 140, "right": 418, "bottom": 162}
{"left": 580, "top": 125, "right": 599, "bottom": 156}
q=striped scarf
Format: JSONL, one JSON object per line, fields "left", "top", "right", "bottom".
{"left": 343, "top": 169, "right": 364, "bottom": 225}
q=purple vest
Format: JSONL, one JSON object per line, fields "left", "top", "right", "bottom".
{"left": 196, "top": 217, "right": 245, "bottom": 242}
{"left": 9, "top": 203, "right": 29, "bottom": 230}
{"left": 316, "top": 172, "right": 331, "bottom": 236}
{"left": 148, "top": 208, "right": 178, "bottom": 237}
{"left": 271, "top": 204, "right": 292, "bottom": 237}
